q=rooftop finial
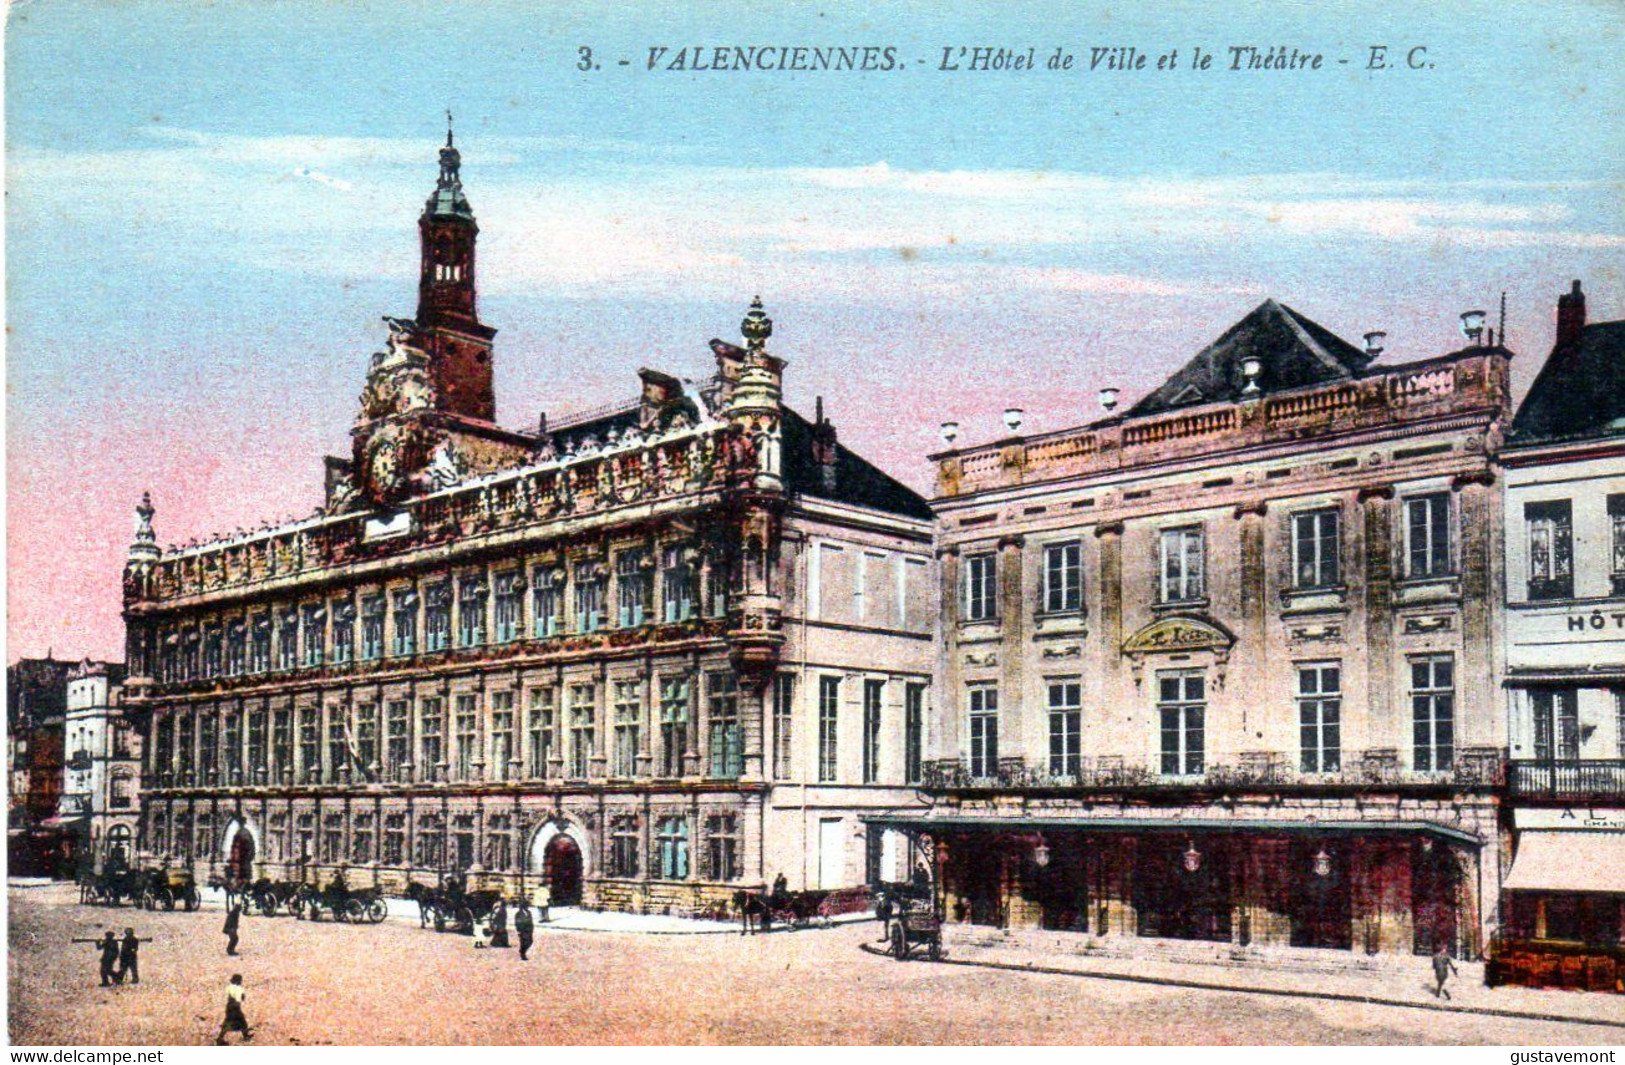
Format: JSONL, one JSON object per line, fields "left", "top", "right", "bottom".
{"left": 446, "top": 108, "right": 454, "bottom": 147}
{"left": 742, "top": 295, "right": 773, "bottom": 349}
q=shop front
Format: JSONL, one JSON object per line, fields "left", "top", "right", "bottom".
{"left": 871, "top": 814, "right": 1484, "bottom": 960}
{"left": 1491, "top": 806, "right": 1625, "bottom": 993}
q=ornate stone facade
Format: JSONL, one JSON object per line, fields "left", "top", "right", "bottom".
{"left": 880, "top": 299, "right": 1510, "bottom": 960}
{"left": 123, "top": 138, "right": 935, "bottom": 914}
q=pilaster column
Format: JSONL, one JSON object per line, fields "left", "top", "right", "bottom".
{"left": 1358, "top": 486, "right": 1396, "bottom": 751}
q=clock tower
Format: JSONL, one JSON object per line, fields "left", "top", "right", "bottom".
{"left": 416, "top": 117, "right": 497, "bottom": 423}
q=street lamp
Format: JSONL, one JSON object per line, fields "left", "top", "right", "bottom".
{"left": 939, "top": 421, "right": 960, "bottom": 446}
{"left": 1032, "top": 835, "right": 1051, "bottom": 869}
{"left": 1003, "top": 408, "right": 1024, "bottom": 433}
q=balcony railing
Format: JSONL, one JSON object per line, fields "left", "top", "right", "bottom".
{"left": 921, "top": 748, "right": 1504, "bottom": 793}
{"left": 1508, "top": 759, "right": 1625, "bottom": 800}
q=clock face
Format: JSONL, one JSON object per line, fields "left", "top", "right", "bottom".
{"left": 365, "top": 434, "right": 401, "bottom": 503}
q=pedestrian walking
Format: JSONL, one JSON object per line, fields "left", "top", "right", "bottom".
{"left": 214, "top": 974, "right": 253, "bottom": 1045}
{"left": 875, "top": 890, "right": 894, "bottom": 944}
{"left": 222, "top": 902, "right": 242, "bottom": 956}
{"left": 513, "top": 901, "right": 534, "bottom": 961}
{"left": 95, "top": 930, "right": 120, "bottom": 986}
{"left": 532, "top": 882, "right": 551, "bottom": 924}
{"left": 489, "top": 899, "right": 509, "bottom": 948}
{"left": 118, "top": 928, "right": 144, "bottom": 984}
{"left": 1431, "top": 944, "right": 1459, "bottom": 1000}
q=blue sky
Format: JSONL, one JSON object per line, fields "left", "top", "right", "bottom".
{"left": 7, "top": 0, "right": 1623, "bottom": 657}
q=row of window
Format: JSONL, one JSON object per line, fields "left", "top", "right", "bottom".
{"left": 150, "top": 674, "right": 932, "bottom": 788}
{"left": 962, "top": 495, "right": 1456, "bottom": 622}
{"left": 964, "top": 655, "right": 1458, "bottom": 778}
{"left": 1527, "top": 688, "right": 1625, "bottom": 760}
{"left": 146, "top": 548, "right": 726, "bottom": 684}
{"left": 1523, "top": 494, "right": 1625, "bottom": 600}
{"left": 146, "top": 809, "right": 743, "bottom": 882}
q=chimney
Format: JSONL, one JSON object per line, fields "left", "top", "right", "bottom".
{"left": 1556, "top": 279, "right": 1586, "bottom": 349}
{"left": 810, "top": 396, "right": 838, "bottom": 492}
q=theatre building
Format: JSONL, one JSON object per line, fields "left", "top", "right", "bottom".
{"left": 876, "top": 300, "right": 1510, "bottom": 961}
{"left": 1494, "top": 281, "right": 1624, "bottom": 993}
{"left": 122, "top": 133, "right": 934, "bottom": 914}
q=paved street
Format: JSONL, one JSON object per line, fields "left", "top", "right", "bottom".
{"left": 8, "top": 884, "right": 1618, "bottom": 1045}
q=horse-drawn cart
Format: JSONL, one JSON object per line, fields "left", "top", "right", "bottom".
{"left": 142, "top": 868, "right": 201, "bottom": 911}
{"left": 290, "top": 876, "right": 388, "bottom": 924}
{"left": 405, "top": 876, "right": 503, "bottom": 934}
{"left": 887, "top": 903, "right": 942, "bottom": 962}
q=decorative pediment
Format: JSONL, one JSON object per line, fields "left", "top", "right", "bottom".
{"left": 1122, "top": 615, "right": 1235, "bottom": 656}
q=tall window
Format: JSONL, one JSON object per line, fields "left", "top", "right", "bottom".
{"left": 1298, "top": 663, "right": 1342, "bottom": 773}
{"left": 382, "top": 814, "right": 405, "bottom": 866}
{"left": 392, "top": 589, "right": 418, "bottom": 655}
{"left": 964, "top": 553, "right": 998, "bottom": 622}
{"left": 452, "top": 814, "right": 475, "bottom": 871}
{"left": 904, "top": 683, "right": 925, "bottom": 785}
{"left": 355, "top": 701, "right": 378, "bottom": 780}
{"left": 527, "top": 687, "right": 556, "bottom": 778}
{"left": 415, "top": 815, "right": 442, "bottom": 868}
{"left": 662, "top": 544, "right": 697, "bottom": 621}
{"left": 493, "top": 571, "right": 523, "bottom": 642}
{"left": 491, "top": 691, "right": 515, "bottom": 781}
{"left": 1616, "top": 689, "right": 1625, "bottom": 759}
{"left": 818, "top": 676, "right": 841, "bottom": 783}
{"left": 360, "top": 595, "right": 385, "bottom": 659}
{"left": 326, "top": 711, "right": 349, "bottom": 782}
{"left": 250, "top": 614, "right": 271, "bottom": 673}
{"left": 568, "top": 684, "right": 596, "bottom": 778}
{"left": 1532, "top": 688, "right": 1580, "bottom": 762}
{"left": 322, "top": 813, "right": 344, "bottom": 864}
{"left": 204, "top": 626, "right": 224, "bottom": 676}
{"left": 1525, "top": 500, "right": 1574, "bottom": 600}
{"left": 575, "top": 563, "right": 607, "bottom": 633}
{"left": 457, "top": 577, "right": 488, "bottom": 647}
{"left": 612, "top": 680, "right": 642, "bottom": 777}
{"left": 299, "top": 707, "right": 321, "bottom": 783}
{"left": 1293, "top": 509, "right": 1341, "bottom": 589}
{"left": 225, "top": 620, "right": 247, "bottom": 675}
{"left": 484, "top": 814, "right": 512, "bottom": 871}
{"left": 331, "top": 599, "right": 355, "bottom": 663}
{"left": 659, "top": 677, "right": 690, "bottom": 778}
{"left": 1047, "top": 680, "right": 1081, "bottom": 777}
{"left": 772, "top": 674, "right": 794, "bottom": 779}
{"left": 616, "top": 550, "right": 654, "bottom": 627}
{"left": 385, "top": 700, "right": 410, "bottom": 781}
{"left": 424, "top": 583, "right": 451, "bottom": 652}
{"left": 1611, "top": 495, "right": 1625, "bottom": 596}
{"left": 352, "top": 813, "right": 373, "bottom": 865}
{"left": 1158, "top": 526, "right": 1205, "bottom": 603}
{"left": 706, "top": 814, "right": 741, "bottom": 881}
{"left": 862, "top": 679, "right": 883, "bottom": 784}
{"left": 1043, "top": 541, "right": 1083, "bottom": 613}
{"left": 968, "top": 685, "right": 999, "bottom": 778}
{"left": 419, "top": 697, "right": 444, "bottom": 781}
{"left": 1405, "top": 494, "right": 1453, "bottom": 579}
{"left": 656, "top": 816, "right": 690, "bottom": 880}
{"left": 221, "top": 713, "right": 242, "bottom": 782}
{"left": 1158, "top": 671, "right": 1205, "bottom": 776}
{"left": 454, "top": 694, "right": 480, "bottom": 781}
{"left": 532, "top": 568, "right": 563, "bottom": 637}
{"left": 708, "top": 673, "right": 742, "bottom": 779}
{"left": 609, "top": 815, "right": 640, "bottom": 878}
{"left": 301, "top": 604, "right": 326, "bottom": 666}
{"left": 198, "top": 715, "right": 219, "bottom": 782}
{"left": 248, "top": 710, "right": 268, "bottom": 779}
{"left": 1411, "top": 655, "right": 1455, "bottom": 772}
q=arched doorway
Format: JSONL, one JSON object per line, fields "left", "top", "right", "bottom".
{"left": 104, "top": 825, "right": 132, "bottom": 874}
{"left": 544, "top": 834, "right": 583, "bottom": 906}
{"left": 226, "top": 826, "right": 256, "bottom": 884}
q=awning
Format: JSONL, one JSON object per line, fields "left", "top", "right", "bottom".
{"left": 1505, "top": 831, "right": 1625, "bottom": 894}
{"left": 862, "top": 813, "right": 1482, "bottom": 848}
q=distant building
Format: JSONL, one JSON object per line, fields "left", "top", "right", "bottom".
{"left": 123, "top": 132, "right": 935, "bottom": 912}
{"left": 1495, "top": 280, "right": 1625, "bottom": 988}
{"left": 7, "top": 655, "right": 121, "bottom": 877}
{"left": 878, "top": 299, "right": 1511, "bottom": 961}
{"left": 61, "top": 661, "right": 139, "bottom": 875}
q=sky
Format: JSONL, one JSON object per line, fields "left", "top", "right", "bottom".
{"left": 6, "top": 0, "right": 1623, "bottom": 661}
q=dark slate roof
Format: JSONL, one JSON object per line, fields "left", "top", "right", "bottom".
{"left": 781, "top": 407, "right": 934, "bottom": 522}
{"left": 1130, "top": 299, "right": 1373, "bottom": 416}
{"left": 1508, "top": 320, "right": 1625, "bottom": 446}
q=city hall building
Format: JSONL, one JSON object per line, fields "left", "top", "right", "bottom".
{"left": 876, "top": 300, "right": 1511, "bottom": 961}
{"left": 122, "top": 133, "right": 935, "bottom": 914}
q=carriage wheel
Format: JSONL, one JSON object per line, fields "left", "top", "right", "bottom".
{"left": 256, "top": 894, "right": 278, "bottom": 917}
{"left": 891, "top": 925, "right": 908, "bottom": 961}
{"left": 291, "top": 895, "right": 307, "bottom": 920}
{"left": 456, "top": 906, "right": 474, "bottom": 934}
{"left": 185, "top": 888, "right": 201, "bottom": 912}
{"left": 158, "top": 888, "right": 176, "bottom": 912}
{"left": 366, "top": 899, "right": 388, "bottom": 924}
{"left": 345, "top": 899, "right": 366, "bottom": 922}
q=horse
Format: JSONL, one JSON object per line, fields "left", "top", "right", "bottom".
{"left": 404, "top": 881, "right": 439, "bottom": 928}
{"left": 733, "top": 890, "right": 776, "bottom": 935}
